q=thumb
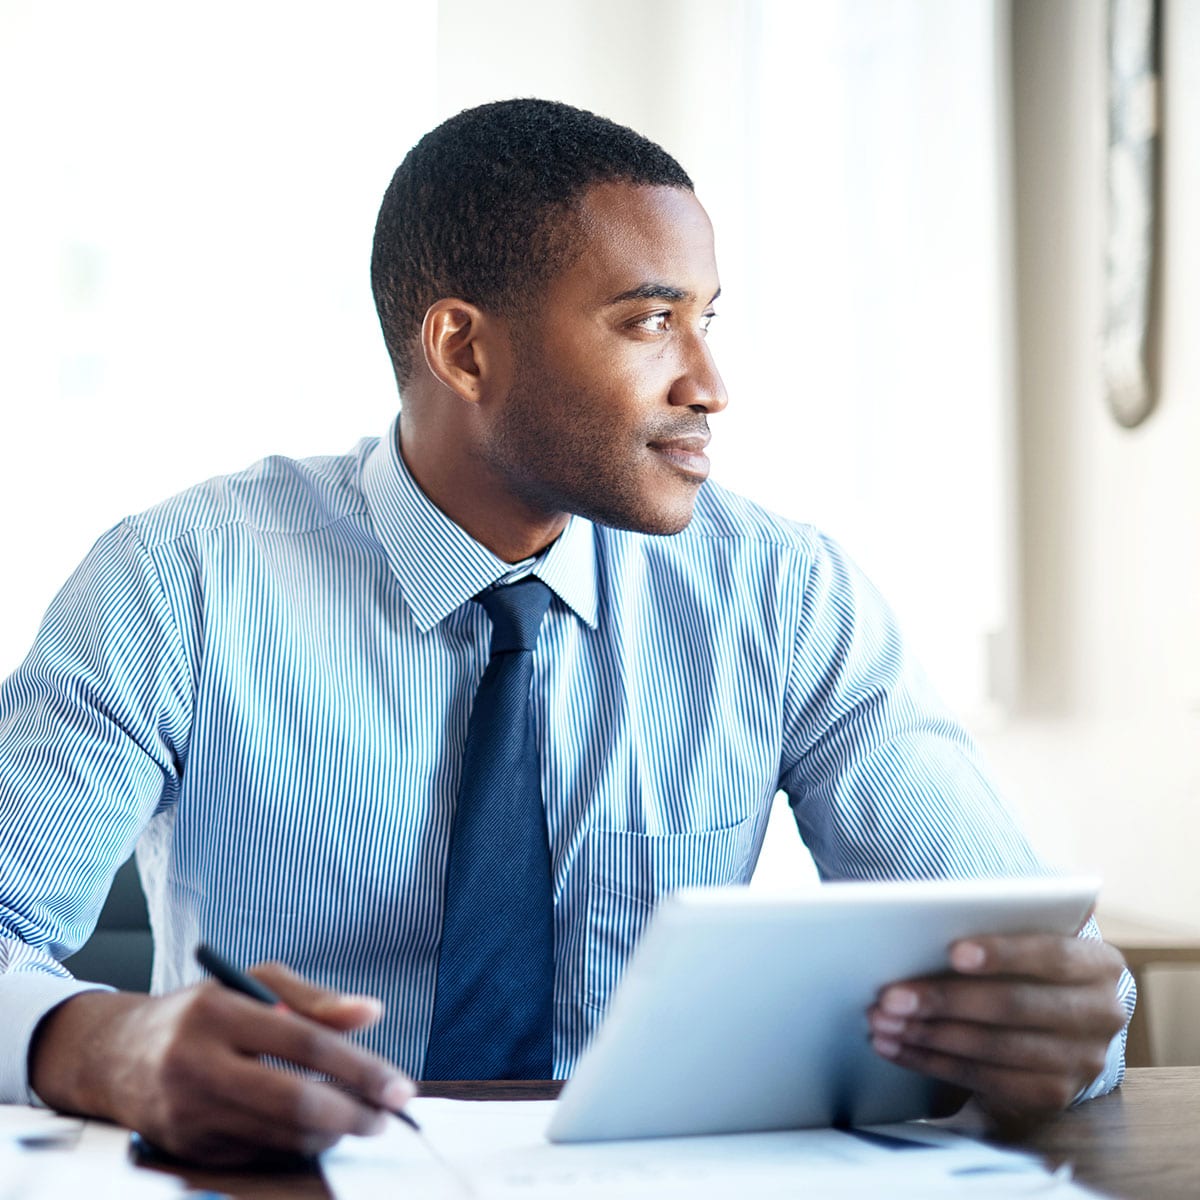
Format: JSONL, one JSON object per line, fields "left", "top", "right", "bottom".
{"left": 249, "top": 960, "right": 384, "bottom": 1032}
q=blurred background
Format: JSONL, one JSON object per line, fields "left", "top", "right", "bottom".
{"left": 1, "top": 1, "right": 1197, "bottom": 1058}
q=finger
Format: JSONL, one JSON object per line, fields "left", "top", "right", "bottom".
{"left": 946, "top": 935, "right": 1126, "bottom": 985}
{"left": 871, "top": 1040, "right": 1084, "bottom": 1115}
{"left": 251, "top": 961, "right": 384, "bottom": 1031}
{"left": 868, "top": 1014, "right": 1108, "bottom": 1079}
{"left": 204, "top": 1051, "right": 391, "bottom": 1140}
{"left": 153, "top": 1095, "right": 352, "bottom": 1167}
{"left": 875, "top": 978, "right": 1126, "bottom": 1039}
{"left": 149, "top": 1011, "right": 391, "bottom": 1160}
{"left": 214, "top": 992, "right": 415, "bottom": 1111}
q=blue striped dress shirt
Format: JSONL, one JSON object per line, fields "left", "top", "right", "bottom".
{"left": 0, "top": 416, "right": 1132, "bottom": 1102}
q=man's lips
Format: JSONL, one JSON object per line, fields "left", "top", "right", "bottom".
{"left": 647, "top": 435, "right": 711, "bottom": 479}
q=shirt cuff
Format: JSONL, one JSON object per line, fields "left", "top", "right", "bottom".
{"left": 0, "top": 972, "right": 113, "bottom": 1106}
{"left": 1072, "top": 1025, "right": 1128, "bottom": 1106}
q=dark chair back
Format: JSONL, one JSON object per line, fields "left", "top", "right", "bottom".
{"left": 62, "top": 856, "right": 153, "bottom": 992}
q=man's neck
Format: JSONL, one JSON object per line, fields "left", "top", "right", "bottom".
{"left": 397, "top": 418, "right": 568, "bottom": 564}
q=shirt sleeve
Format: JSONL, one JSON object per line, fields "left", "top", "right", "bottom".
{"left": 777, "top": 531, "right": 1132, "bottom": 1100}
{"left": 0, "top": 521, "right": 192, "bottom": 1102}
{"left": 1074, "top": 914, "right": 1137, "bottom": 1103}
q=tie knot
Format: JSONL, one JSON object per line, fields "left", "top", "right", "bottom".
{"left": 477, "top": 578, "right": 553, "bottom": 654}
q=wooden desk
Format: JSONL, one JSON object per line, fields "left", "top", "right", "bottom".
{"left": 118, "top": 1070, "right": 1200, "bottom": 1199}
{"left": 943, "top": 1067, "right": 1200, "bottom": 1199}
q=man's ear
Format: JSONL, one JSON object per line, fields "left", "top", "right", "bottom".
{"left": 420, "top": 299, "right": 510, "bottom": 403}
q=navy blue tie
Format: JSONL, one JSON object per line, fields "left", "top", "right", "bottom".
{"left": 423, "top": 578, "right": 555, "bottom": 1080}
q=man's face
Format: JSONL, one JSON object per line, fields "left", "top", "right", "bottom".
{"left": 477, "top": 182, "right": 727, "bottom": 537}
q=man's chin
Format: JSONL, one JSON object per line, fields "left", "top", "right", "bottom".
{"left": 581, "top": 487, "right": 702, "bottom": 537}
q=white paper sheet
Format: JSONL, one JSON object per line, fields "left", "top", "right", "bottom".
{"left": 322, "top": 1098, "right": 1101, "bottom": 1199}
{"left": 0, "top": 1105, "right": 183, "bottom": 1200}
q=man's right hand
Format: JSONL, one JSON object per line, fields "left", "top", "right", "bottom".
{"left": 28, "top": 962, "right": 415, "bottom": 1166}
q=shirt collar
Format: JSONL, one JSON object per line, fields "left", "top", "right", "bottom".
{"left": 361, "top": 414, "right": 599, "bottom": 633}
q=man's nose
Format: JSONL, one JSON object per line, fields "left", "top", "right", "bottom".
{"left": 669, "top": 336, "right": 729, "bottom": 414}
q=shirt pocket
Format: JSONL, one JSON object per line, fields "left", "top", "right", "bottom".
{"left": 582, "top": 814, "right": 758, "bottom": 1012}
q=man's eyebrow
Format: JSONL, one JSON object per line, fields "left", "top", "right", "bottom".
{"left": 604, "top": 283, "right": 722, "bottom": 306}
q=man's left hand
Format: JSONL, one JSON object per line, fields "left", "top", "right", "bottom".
{"left": 867, "top": 934, "right": 1128, "bottom": 1122}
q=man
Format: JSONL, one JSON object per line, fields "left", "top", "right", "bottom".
{"left": 0, "top": 99, "right": 1130, "bottom": 1165}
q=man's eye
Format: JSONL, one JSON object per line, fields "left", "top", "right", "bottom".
{"left": 636, "top": 312, "right": 670, "bottom": 333}
{"left": 633, "top": 311, "right": 717, "bottom": 335}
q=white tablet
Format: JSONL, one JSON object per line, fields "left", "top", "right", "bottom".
{"left": 548, "top": 875, "right": 1099, "bottom": 1143}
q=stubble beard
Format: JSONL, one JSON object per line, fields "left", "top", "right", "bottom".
{"left": 485, "top": 358, "right": 703, "bottom": 537}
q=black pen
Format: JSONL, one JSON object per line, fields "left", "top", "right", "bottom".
{"left": 194, "top": 941, "right": 422, "bottom": 1133}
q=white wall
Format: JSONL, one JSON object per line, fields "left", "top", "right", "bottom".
{"left": 992, "top": 0, "right": 1200, "bottom": 920}
{"left": 0, "top": 1, "right": 438, "bottom": 674}
{"left": 988, "top": 0, "right": 1200, "bottom": 1063}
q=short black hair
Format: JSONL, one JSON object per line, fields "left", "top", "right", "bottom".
{"left": 370, "top": 98, "right": 694, "bottom": 388}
